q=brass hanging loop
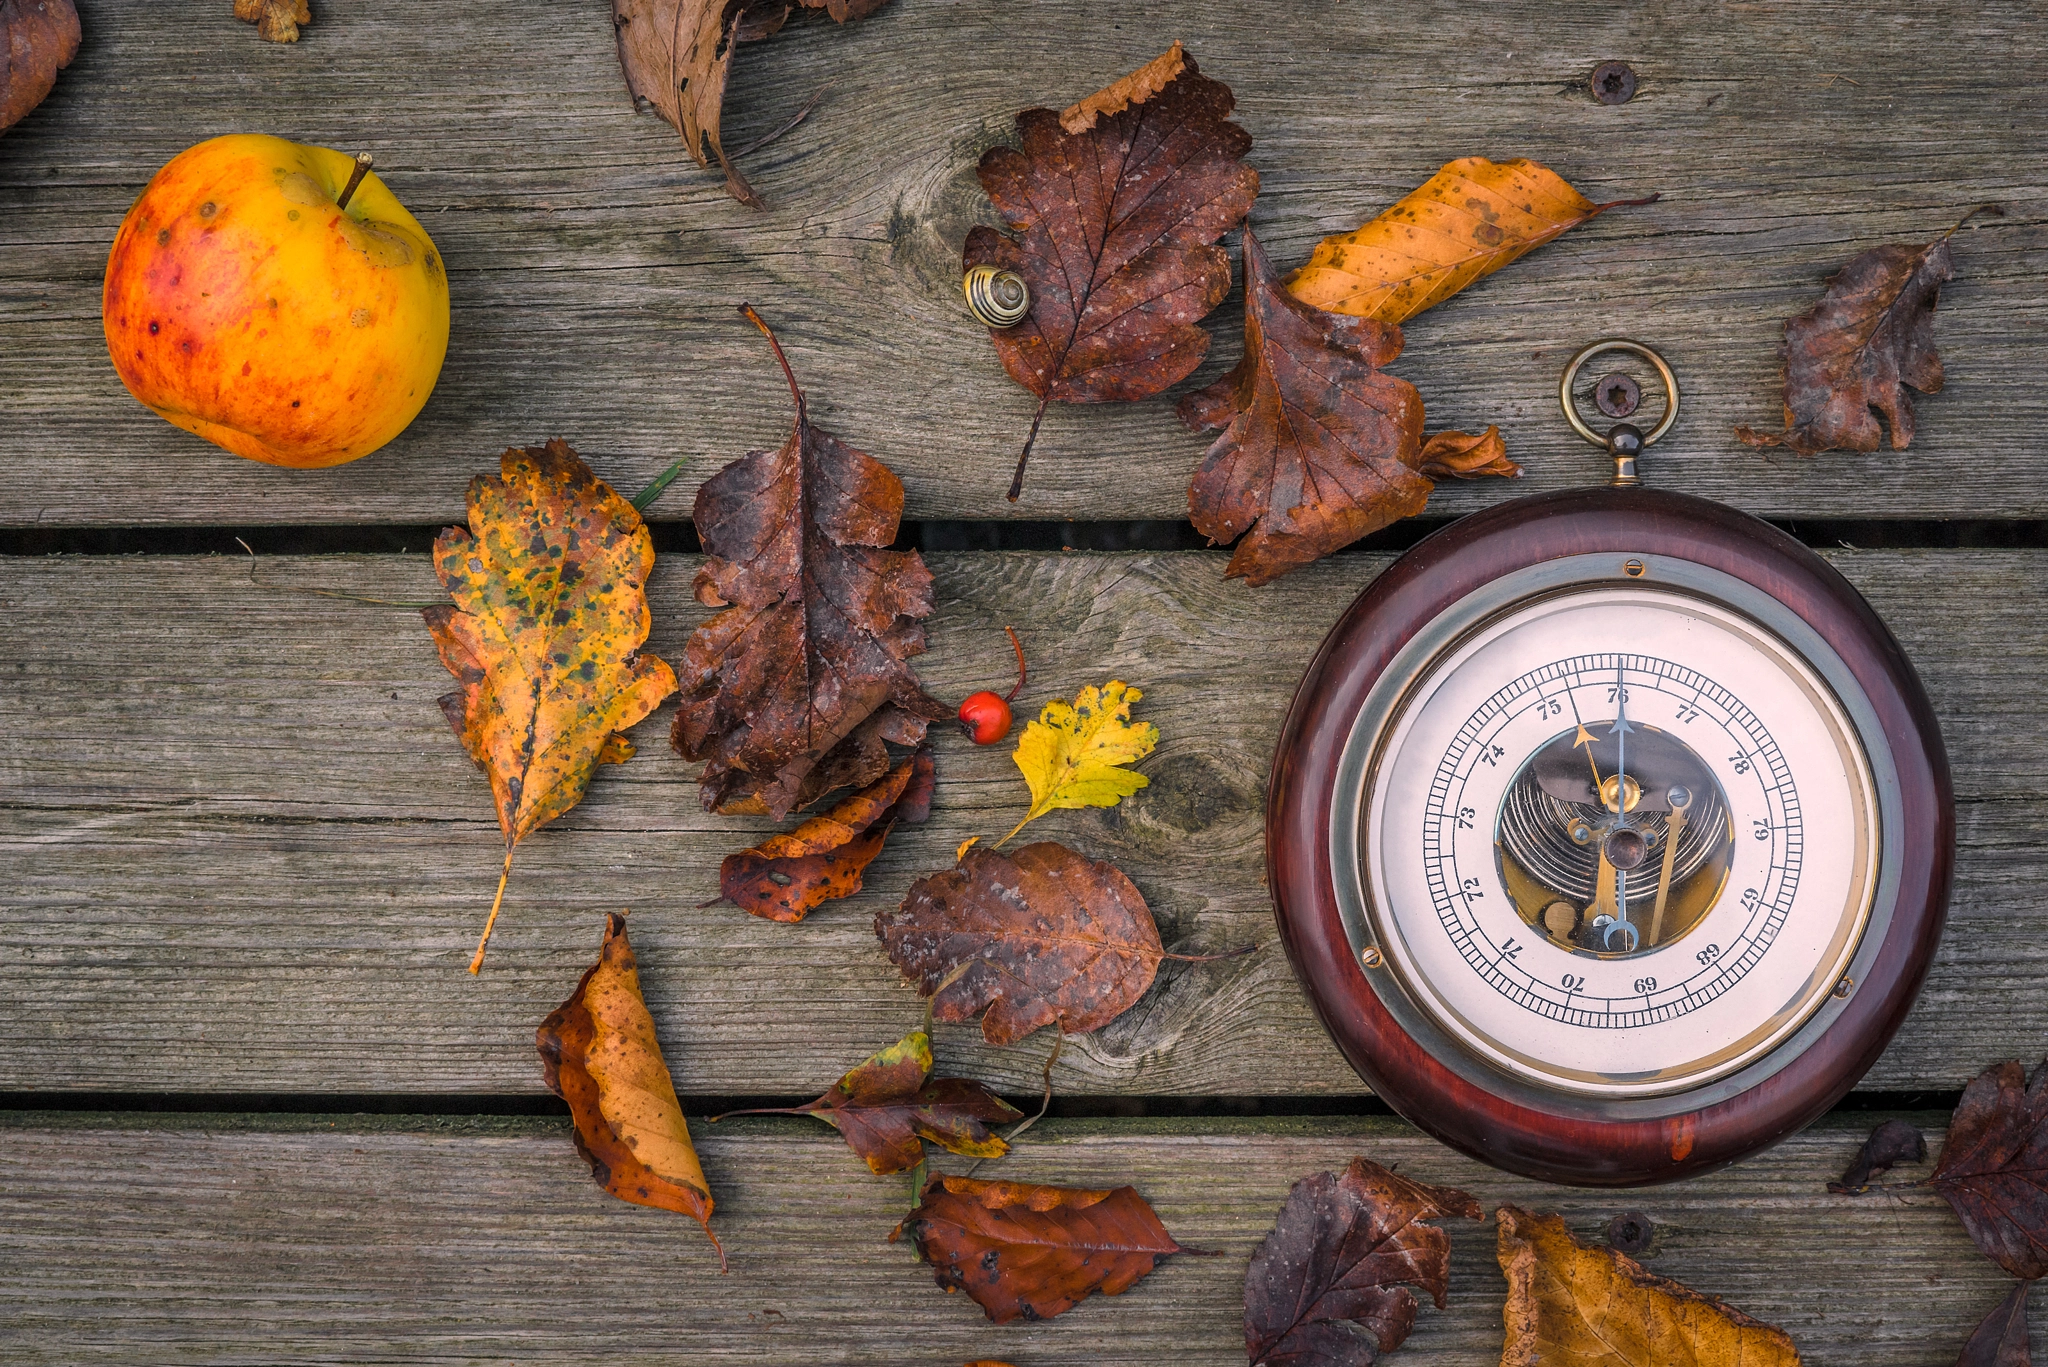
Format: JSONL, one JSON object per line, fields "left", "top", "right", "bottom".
{"left": 1559, "top": 339, "right": 1679, "bottom": 486}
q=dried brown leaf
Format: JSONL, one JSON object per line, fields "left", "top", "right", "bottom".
{"left": 1933, "top": 1059, "right": 2048, "bottom": 1280}
{"left": 964, "top": 43, "right": 1258, "bottom": 499}
{"left": 1736, "top": 209, "right": 1999, "bottom": 455}
{"left": 610, "top": 0, "right": 887, "bottom": 207}
{"left": 672, "top": 306, "right": 945, "bottom": 819}
{"left": 892, "top": 1175, "right": 1188, "bottom": 1322}
{"left": 1244, "top": 1158, "right": 1481, "bottom": 1367}
{"left": 234, "top": 0, "right": 309, "bottom": 41}
{"left": 1418, "top": 425, "right": 1518, "bottom": 480}
{"left": 536, "top": 913, "right": 723, "bottom": 1267}
{"left": 713, "top": 1029, "right": 1020, "bottom": 1174}
{"left": 1828, "top": 1117, "right": 1926, "bottom": 1194}
{"left": 1181, "top": 229, "right": 1425, "bottom": 586}
{"left": 1, "top": 0, "right": 80, "bottom": 133}
{"left": 877, "top": 841, "right": 1165, "bottom": 1045}
{"left": 1956, "top": 1281, "right": 2034, "bottom": 1367}
{"left": 719, "top": 746, "right": 934, "bottom": 922}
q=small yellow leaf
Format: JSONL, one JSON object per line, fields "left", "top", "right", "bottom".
{"left": 1002, "top": 681, "right": 1157, "bottom": 845}
{"left": 1285, "top": 157, "right": 1653, "bottom": 324}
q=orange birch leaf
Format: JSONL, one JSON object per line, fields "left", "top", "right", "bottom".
{"left": 537, "top": 913, "right": 724, "bottom": 1268}
{"left": 1286, "top": 158, "right": 1654, "bottom": 324}
{"left": 424, "top": 440, "right": 677, "bottom": 971}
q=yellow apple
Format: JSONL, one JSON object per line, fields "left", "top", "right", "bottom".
{"left": 103, "top": 134, "right": 450, "bottom": 468}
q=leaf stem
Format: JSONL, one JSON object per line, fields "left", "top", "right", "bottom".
{"left": 1008, "top": 396, "right": 1049, "bottom": 502}
{"left": 967, "top": 1034, "right": 1063, "bottom": 1177}
{"left": 739, "top": 302, "right": 803, "bottom": 410}
{"left": 1946, "top": 203, "right": 2006, "bottom": 239}
{"left": 994, "top": 806, "right": 1038, "bottom": 849}
{"left": 468, "top": 848, "right": 515, "bottom": 974}
{"left": 704, "top": 1105, "right": 812, "bottom": 1123}
{"left": 731, "top": 81, "right": 832, "bottom": 159}
{"left": 237, "top": 538, "right": 442, "bottom": 608}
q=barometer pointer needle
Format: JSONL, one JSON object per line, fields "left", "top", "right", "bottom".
{"left": 1602, "top": 660, "right": 1640, "bottom": 952}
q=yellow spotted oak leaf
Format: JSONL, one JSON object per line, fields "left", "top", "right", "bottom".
{"left": 1498, "top": 1206, "right": 1800, "bottom": 1367}
{"left": 1286, "top": 158, "right": 1655, "bottom": 324}
{"left": 538, "top": 913, "right": 723, "bottom": 1268}
{"left": 1001, "top": 680, "right": 1157, "bottom": 845}
{"left": 425, "top": 440, "right": 678, "bottom": 972}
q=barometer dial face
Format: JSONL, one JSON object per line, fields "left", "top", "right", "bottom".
{"left": 1361, "top": 586, "right": 1879, "bottom": 1098}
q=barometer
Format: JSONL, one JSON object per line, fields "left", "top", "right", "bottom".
{"left": 1268, "top": 340, "right": 1953, "bottom": 1185}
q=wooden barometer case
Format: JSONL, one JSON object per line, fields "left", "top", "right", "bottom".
{"left": 1267, "top": 341, "right": 1954, "bottom": 1186}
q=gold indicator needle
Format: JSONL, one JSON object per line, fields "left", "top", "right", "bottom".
{"left": 1650, "top": 787, "right": 1691, "bottom": 944}
{"left": 1574, "top": 723, "right": 1603, "bottom": 798}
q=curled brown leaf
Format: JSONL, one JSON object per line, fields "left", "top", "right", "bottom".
{"left": 1419, "top": 425, "right": 1519, "bottom": 480}
{"left": 233, "top": 0, "right": 308, "bottom": 41}
{"left": 537, "top": 913, "right": 724, "bottom": 1268}
{"left": 719, "top": 746, "right": 934, "bottom": 922}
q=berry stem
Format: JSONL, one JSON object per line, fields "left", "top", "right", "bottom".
{"left": 1002, "top": 625, "right": 1026, "bottom": 702}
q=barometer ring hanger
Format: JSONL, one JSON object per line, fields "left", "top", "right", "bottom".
{"left": 1558, "top": 337, "right": 1680, "bottom": 449}
{"left": 1265, "top": 338, "right": 1953, "bottom": 1187}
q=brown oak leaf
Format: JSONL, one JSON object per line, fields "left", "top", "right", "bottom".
{"left": 233, "top": 0, "right": 308, "bottom": 41}
{"left": 1498, "top": 1206, "right": 1799, "bottom": 1366}
{"left": 1736, "top": 209, "right": 1999, "bottom": 455}
{"left": 1182, "top": 232, "right": 1515, "bottom": 587}
{"left": 537, "top": 913, "right": 724, "bottom": 1268}
{"left": 877, "top": 841, "right": 1166, "bottom": 1046}
{"left": 1932, "top": 1059, "right": 2048, "bottom": 1280}
{"left": 426, "top": 440, "right": 678, "bottom": 972}
{"left": 1, "top": 0, "right": 80, "bottom": 134}
{"left": 964, "top": 42, "right": 1258, "bottom": 500}
{"left": 1286, "top": 158, "right": 1654, "bottom": 325}
{"left": 1957, "top": 1281, "right": 2034, "bottom": 1367}
{"left": 1828, "top": 1117, "right": 1926, "bottom": 1194}
{"left": 712, "top": 1028, "right": 1020, "bottom": 1174}
{"left": 719, "top": 746, "right": 933, "bottom": 922}
{"left": 892, "top": 1175, "right": 1189, "bottom": 1322}
{"left": 611, "top": 0, "right": 888, "bottom": 208}
{"left": 1245, "top": 1159, "right": 1481, "bottom": 1367}
{"left": 672, "top": 304, "right": 946, "bottom": 820}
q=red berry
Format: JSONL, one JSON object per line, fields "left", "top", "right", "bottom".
{"left": 958, "top": 691, "right": 1013, "bottom": 745}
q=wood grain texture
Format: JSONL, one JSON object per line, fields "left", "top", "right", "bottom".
{"left": 0, "top": 0, "right": 2042, "bottom": 527}
{"left": 0, "top": 549, "right": 2038, "bottom": 1098}
{"left": 0, "top": 1111, "right": 2018, "bottom": 1364}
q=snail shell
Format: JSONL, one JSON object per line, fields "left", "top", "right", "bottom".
{"left": 963, "top": 265, "right": 1030, "bottom": 329}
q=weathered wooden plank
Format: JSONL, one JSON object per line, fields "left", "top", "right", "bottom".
{"left": 0, "top": 1111, "right": 2012, "bottom": 1364}
{"left": 0, "top": 549, "right": 2039, "bottom": 1097}
{"left": 1, "top": 1, "right": 2042, "bottom": 527}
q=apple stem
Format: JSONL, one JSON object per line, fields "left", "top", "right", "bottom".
{"left": 335, "top": 152, "right": 374, "bottom": 212}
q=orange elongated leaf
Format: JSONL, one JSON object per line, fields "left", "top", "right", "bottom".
{"left": 964, "top": 42, "right": 1258, "bottom": 499}
{"left": 878, "top": 841, "right": 1165, "bottom": 1046}
{"left": 1735, "top": 209, "right": 1998, "bottom": 456}
{"left": 713, "top": 1029, "right": 1020, "bottom": 1174}
{"left": 672, "top": 305, "right": 946, "bottom": 819}
{"left": 1, "top": 0, "right": 80, "bottom": 135}
{"left": 892, "top": 1175, "right": 1188, "bottom": 1322}
{"left": 1286, "top": 158, "right": 1654, "bottom": 324}
{"left": 720, "top": 746, "right": 935, "bottom": 922}
{"left": 1498, "top": 1206, "right": 1799, "bottom": 1366}
{"left": 1244, "top": 1158, "right": 1480, "bottom": 1367}
{"left": 537, "top": 913, "right": 724, "bottom": 1268}
{"left": 611, "top": 0, "right": 890, "bottom": 207}
{"left": 426, "top": 440, "right": 677, "bottom": 971}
